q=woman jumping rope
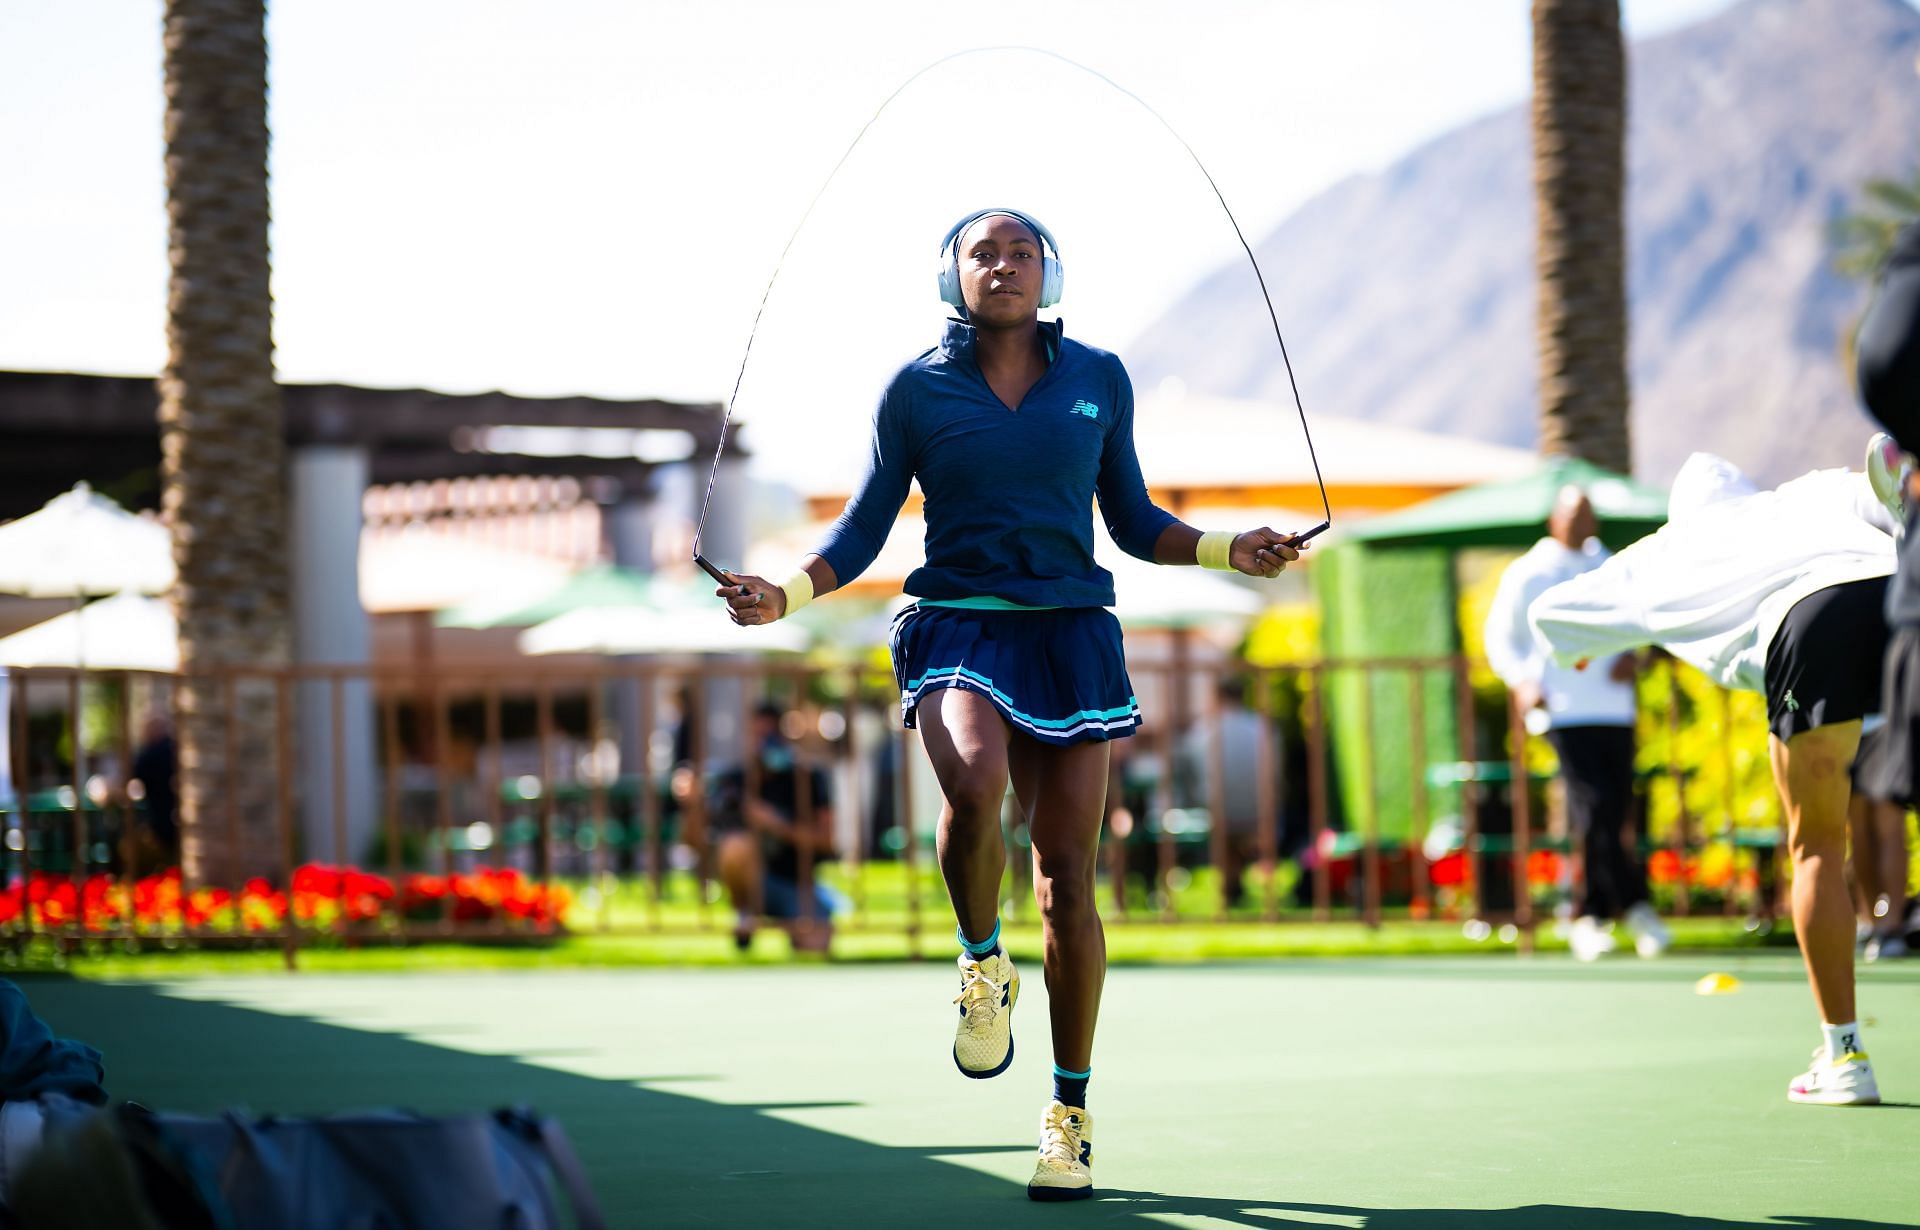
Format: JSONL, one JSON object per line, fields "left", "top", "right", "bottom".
{"left": 717, "top": 207, "right": 1307, "bottom": 1200}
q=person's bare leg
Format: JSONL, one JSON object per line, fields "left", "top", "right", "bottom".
{"left": 1875, "top": 802, "right": 1910, "bottom": 931}
{"left": 1769, "top": 721, "right": 1862, "bottom": 1026}
{"left": 717, "top": 832, "right": 763, "bottom": 940}
{"left": 919, "top": 688, "right": 1011, "bottom": 943}
{"left": 1013, "top": 736, "right": 1111, "bottom": 1073}
{"left": 785, "top": 918, "right": 833, "bottom": 954}
{"left": 1848, "top": 793, "right": 1876, "bottom": 927}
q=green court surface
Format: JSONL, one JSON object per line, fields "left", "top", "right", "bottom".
{"left": 19, "top": 954, "right": 1920, "bottom": 1228}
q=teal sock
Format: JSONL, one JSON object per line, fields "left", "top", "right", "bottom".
{"left": 1052, "top": 1064, "right": 1089, "bottom": 1109}
{"left": 958, "top": 918, "right": 1001, "bottom": 957}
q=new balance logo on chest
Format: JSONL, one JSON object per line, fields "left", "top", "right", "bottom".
{"left": 1069, "top": 400, "right": 1100, "bottom": 420}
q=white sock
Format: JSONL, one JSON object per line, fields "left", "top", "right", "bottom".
{"left": 1822, "top": 1021, "right": 1863, "bottom": 1061}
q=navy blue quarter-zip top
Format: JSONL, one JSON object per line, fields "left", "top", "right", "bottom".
{"left": 815, "top": 318, "right": 1177, "bottom": 609}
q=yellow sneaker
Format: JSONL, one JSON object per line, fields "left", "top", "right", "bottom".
{"left": 952, "top": 951, "right": 1018, "bottom": 1078}
{"left": 1027, "top": 1100, "right": 1093, "bottom": 1201}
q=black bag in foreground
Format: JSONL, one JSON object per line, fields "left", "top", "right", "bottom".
{"left": 10, "top": 1103, "right": 606, "bottom": 1230}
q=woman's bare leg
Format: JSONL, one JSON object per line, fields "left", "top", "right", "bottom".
{"left": 1010, "top": 735, "right": 1112, "bottom": 1072}
{"left": 918, "top": 688, "right": 1010, "bottom": 943}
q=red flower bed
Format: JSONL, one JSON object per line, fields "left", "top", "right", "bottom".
{"left": 0, "top": 865, "right": 570, "bottom": 934}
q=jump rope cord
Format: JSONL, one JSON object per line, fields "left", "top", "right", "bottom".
{"left": 692, "top": 45, "right": 1330, "bottom": 561}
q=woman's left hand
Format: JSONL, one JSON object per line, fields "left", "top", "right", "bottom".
{"left": 1230, "top": 528, "right": 1307, "bottom": 578}
{"left": 717, "top": 572, "right": 787, "bottom": 625}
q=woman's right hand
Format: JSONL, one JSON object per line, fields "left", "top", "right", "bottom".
{"left": 717, "top": 572, "right": 787, "bottom": 625}
{"left": 1229, "top": 527, "right": 1306, "bottom": 578}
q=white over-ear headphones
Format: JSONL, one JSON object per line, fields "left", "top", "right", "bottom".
{"left": 936, "top": 207, "right": 1064, "bottom": 310}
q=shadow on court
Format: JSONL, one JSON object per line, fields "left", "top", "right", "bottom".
{"left": 13, "top": 977, "right": 1053, "bottom": 1227}
{"left": 1095, "top": 1191, "right": 1917, "bottom": 1229}
{"left": 13, "top": 978, "right": 1916, "bottom": 1230}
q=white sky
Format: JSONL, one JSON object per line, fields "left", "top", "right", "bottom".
{"left": 1, "top": 0, "right": 1736, "bottom": 487}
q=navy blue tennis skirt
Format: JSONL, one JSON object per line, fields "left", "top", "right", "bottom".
{"left": 889, "top": 604, "right": 1141, "bottom": 746}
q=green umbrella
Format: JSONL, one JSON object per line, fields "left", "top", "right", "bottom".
{"left": 1343, "top": 456, "right": 1669, "bottom": 551}
{"left": 436, "top": 563, "right": 694, "bottom": 629}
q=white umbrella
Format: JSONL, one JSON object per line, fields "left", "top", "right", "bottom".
{"left": 520, "top": 603, "right": 810, "bottom": 656}
{"left": 0, "top": 592, "right": 179, "bottom": 671}
{"left": 0, "top": 483, "right": 175, "bottom": 597}
{"left": 358, "top": 527, "right": 574, "bottom": 615}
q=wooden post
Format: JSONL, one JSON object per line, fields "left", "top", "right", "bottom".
{"left": 330, "top": 674, "right": 348, "bottom": 868}
{"left": 1155, "top": 664, "right": 1178, "bottom": 923}
{"left": 795, "top": 675, "right": 818, "bottom": 935}
{"left": 637, "top": 673, "right": 663, "bottom": 931}
{"left": 483, "top": 681, "right": 503, "bottom": 874}
{"left": 276, "top": 675, "right": 299, "bottom": 971}
{"left": 1454, "top": 655, "right": 1482, "bottom": 921}
{"left": 117, "top": 671, "right": 136, "bottom": 942}
{"left": 1719, "top": 686, "right": 1739, "bottom": 917}
{"left": 899, "top": 724, "right": 920, "bottom": 959}
{"left": 1508, "top": 696, "right": 1535, "bottom": 954}
{"left": 1255, "top": 670, "right": 1280, "bottom": 924}
{"left": 841, "top": 671, "right": 865, "bottom": 925}
{"left": 68, "top": 671, "right": 85, "bottom": 920}
{"left": 223, "top": 673, "right": 241, "bottom": 935}
{"left": 1359, "top": 665, "right": 1382, "bottom": 929}
{"left": 432, "top": 675, "right": 455, "bottom": 886}
{"left": 589, "top": 676, "right": 610, "bottom": 932}
{"left": 1306, "top": 664, "right": 1331, "bottom": 922}
{"left": 688, "top": 684, "right": 711, "bottom": 929}
{"left": 381, "top": 690, "right": 403, "bottom": 894}
{"left": 1408, "top": 666, "right": 1432, "bottom": 920}
{"left": 535, "top": 679, "right": 556, "bottom": 894}
{"left": 11, "top": 673, "right": 31, "bottom": 940}
{"left": 1205, "top": 670, "right": 1231, "bottom": 921}
{"left": 1665, "top": 657, "right": 1690, "bottom": 916}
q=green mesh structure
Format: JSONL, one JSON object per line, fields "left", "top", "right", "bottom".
{"left": 1313, "top": 542, "right": 1459, "bottom": 845}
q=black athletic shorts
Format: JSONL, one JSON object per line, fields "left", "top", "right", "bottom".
{"left": 1763, "top": 576, "right": 1890, "bottom": 742}
{"left": 1861, "top": 624, "right": 1920, "bottom": 805}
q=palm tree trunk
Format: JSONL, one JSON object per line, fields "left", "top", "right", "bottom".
{"left": 159, "top": 0, "right": 291, "bottom": 887}
{"left": 1532, "top": 0, "right": 1631, "bottom": 473}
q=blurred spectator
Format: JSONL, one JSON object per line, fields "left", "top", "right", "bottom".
{"left": 1854, "top": 221, "right": 1920, "bottom": 962}
{"left": 1177, "top": 678, "right": 1277, "bottom": 908}
{"left": 1848, "top": 725, "right": 1912, "bottom": 961}
{"left": 121, "top": 714, "right": 177, "bottom": 875}
{"left": 713, "top": 703, "right": 839, "bottom": 954}
{"left": 1485, "top": 487, "right": 1668, "bottom": 960}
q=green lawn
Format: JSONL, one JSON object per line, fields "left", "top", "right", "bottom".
{"left": 19, "top": 953, "right": 1920, "bottom": 1227}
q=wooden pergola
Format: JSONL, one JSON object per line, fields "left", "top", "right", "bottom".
{"left": 0, "top": 370, "right": 728, "bottom": 520}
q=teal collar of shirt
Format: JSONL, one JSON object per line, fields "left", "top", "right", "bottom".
{"left": 940, "top": 317, "right": 1062, "bottom": 367}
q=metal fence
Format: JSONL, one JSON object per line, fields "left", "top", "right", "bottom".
{"left": 0, "top": 654, "right": 1786, "bottom": 961}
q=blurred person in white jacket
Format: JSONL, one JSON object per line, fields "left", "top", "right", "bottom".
{"left": 1530, "top": 452, "right": 1897, "bottom": 1107}
{"left": 1484, "top": 488, "right": 1663, "bottom": 962}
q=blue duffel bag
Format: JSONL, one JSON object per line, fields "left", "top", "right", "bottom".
{"left": 9, "top": 1102, "right": 607, "bottom": 1230}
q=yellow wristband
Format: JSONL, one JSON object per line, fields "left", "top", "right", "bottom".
{"left": 779, "top": 567, "right": 815, "bottom": 615}
{"left": 1196, "top": 530, "right": 1237, "bottom": 571}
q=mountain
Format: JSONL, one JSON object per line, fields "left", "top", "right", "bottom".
{"left": 1126, "top": 0, "right": 1920, "bottom": 487}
